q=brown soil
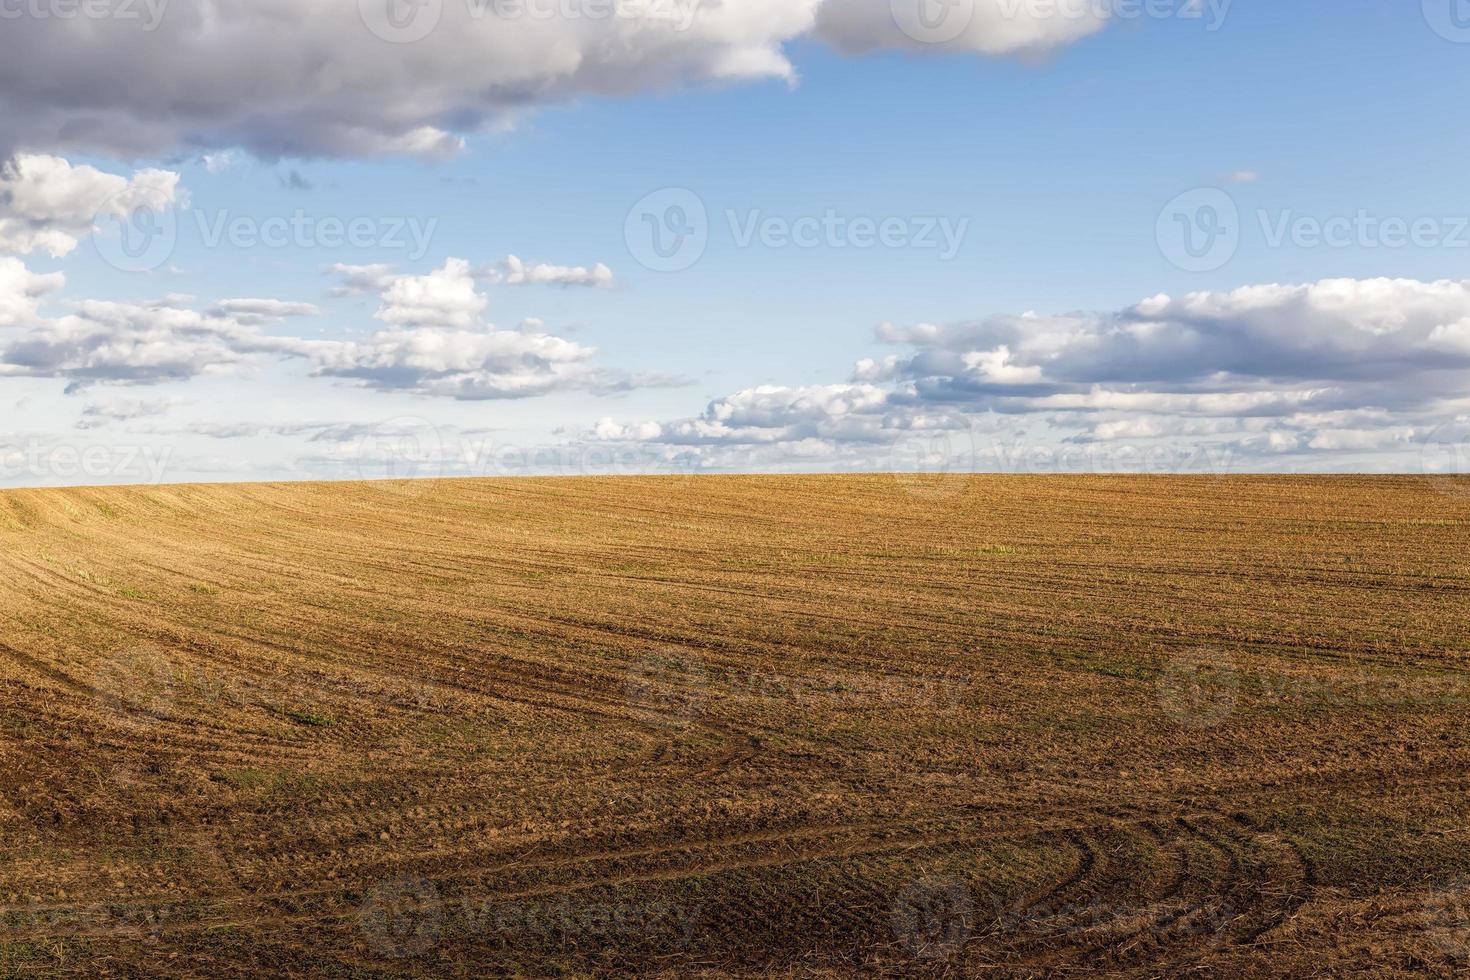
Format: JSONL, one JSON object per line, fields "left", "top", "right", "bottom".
{"left": 1, "top": 474, "right": 1468, "bottom": 976}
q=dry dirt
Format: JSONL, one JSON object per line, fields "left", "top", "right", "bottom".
{"left": 1, "top": 474, "right": 1469, "bottom": 977}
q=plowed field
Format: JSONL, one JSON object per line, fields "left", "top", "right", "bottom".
{"left": 2, "top": 475, "right": 1469, "bottom": 976}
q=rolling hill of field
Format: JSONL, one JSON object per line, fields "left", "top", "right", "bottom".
{"left": 1, "top": 475, "right": 1469, "bottom": 976}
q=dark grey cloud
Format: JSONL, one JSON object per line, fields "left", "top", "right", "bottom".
{"left": 0, "top": 2, "right": 1098, "bottom": 162}
{"left": 278, "top": 170, "right": 314, "bottom": 191}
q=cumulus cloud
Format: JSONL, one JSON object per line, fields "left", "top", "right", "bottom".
{"left": 873, "top": 279, "right": 1470, "bottom": 405}
{"left": 4, "top": 257, "right": 637, "bottom": 403}
{"left": 0, "top": 257, "right": 64, "bottom": 327}
{"left": 0, "top": 154, "right": 182, "bottom": 258}
{"left": 592, "top": 418, "right": 665, "bottom": 441}
{"left": 0, "top": 1, "right": 1099, "bottom": 161}
{"left": 0, "top": 293, "right": 312, "bottom": 392}
{"left": 309, "top": 256, "right": 666, "bottom": 399}
{"left": 479, "top": 255, "right": 615, "bottom": 288}
{"left": 326, "top": 263, "right": 398, "bottom": 297}
{"left": 646, "top": 384, "right": 895, "bottom": 446}
{"left": 584, "top": 278, "right": 1470, "bottom": 470}
{"left": 0, "top": 254, "right": 668, "bottom": 402}
{"left": 0, "top": 1, "right": 806, "bottom": 159}
{"left": 208, "top": 299, "right": 322, "bottom": 324}
{"left": 376, "top": 258, "right": 488, "bottom": 329}
{"left": 76, "top": 395, "right": 183, "bottom": 429}
{"left": 309, "top": 325, "right": 602, "bottom": 400}
{"left": 200, "top": 151, "right": 239, "bottom": 174}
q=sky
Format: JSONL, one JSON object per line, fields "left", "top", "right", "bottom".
{"left": 2, "top": 0, "right": 1469, "bottom": 487}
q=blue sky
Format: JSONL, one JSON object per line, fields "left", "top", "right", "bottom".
{"left": 2, "top": 0, "right": 1469, "bottom": 485}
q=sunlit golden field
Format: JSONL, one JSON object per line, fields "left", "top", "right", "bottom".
{"left": 2, "top": 475, "right": 1469, "bottom": 977}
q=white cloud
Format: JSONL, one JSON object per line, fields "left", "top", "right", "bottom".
{"left": 644, "top": 383, "right": 895, "bottom": 446}
{"left": 586, "top": 278, "right": 1470, "bottom": 470}
{"left": 1305, "top": 427, "right": 1417, "bottom": 452}
{"left": 815, "top": 0, "right": 1107, "bottom": 57}
{"left": 592, "top": 418, "right": 664, "bottom": 441}
{"left": 480, "top": 255, "right": 615, "bottom": 288}
{"left": 209, "top": 299, "right": 321, "bottom": 324}
{"left": 0, "top": 155, "right": 183, "bottom": 258}
{"left": 0, "top": 257, "right": 64, "bottom": 327}
{"left": 308, "top": 256, "right": 664, "bottom": 399}
{"left": 77, "top": 395, "right": 183, "bottom": 429}
{"left": 1092, "top": 418, "right": 1164, "bottom": 441}
{"left": 308, "top": 325, "right": 600, "bottom": 400}
{"left": 376, "top": 258, "right": 487, "bottom": 329}
{"left": 0, "top": 294, "right": 311, "bottom": 392}
{"left": 326, "top": 263, "right": 399, "bottom": 296}
{"left": 960, "top": 345, "right": 1045, "bottom": 385}
{"left": 1, "top": 253, "right": 636, "bottom": 402}
{"left": 201, "top": 151, "right": 239, "bottom": 174}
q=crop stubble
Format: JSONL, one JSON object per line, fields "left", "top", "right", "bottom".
{"left": 0, "top": 475, "right": 1467, "bottom": 976}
